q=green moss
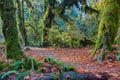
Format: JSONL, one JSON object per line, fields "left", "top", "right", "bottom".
{"left": 92, "top": 0, "right": 119, "bottom": 56}
{"left": 1, "top": 0, "right": 21, "bottom": 60}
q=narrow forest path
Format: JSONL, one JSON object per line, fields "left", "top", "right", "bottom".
{"left": 25, "top": 47, "right": 120, "bottom": 79}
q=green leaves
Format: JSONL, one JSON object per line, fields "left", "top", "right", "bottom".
{"left": 1, "top": 70, "right": 19, "bottom": 80}
{"left": 44, "top": 57, "right": 57, "bottom": 64}
{"left": 0, "top": 70, "right": 30, "bottom": 80}
{"left": 63, "top": 64, "right": 71, "bottom": 71}
{"left": 44, "top": 57, "right": 74, "bottom": 71}
{"left": 16, "top": 70, "right": 30, "bottom": 80}
{"left": 13, "top": 61, "right": 23, "bottom": 67}
{"left": 13, "top": 61, "right": 24, "bottom": 70}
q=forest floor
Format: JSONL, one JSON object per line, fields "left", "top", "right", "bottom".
{"left": 25, "top": 47, "right": 120, "bottom": 80}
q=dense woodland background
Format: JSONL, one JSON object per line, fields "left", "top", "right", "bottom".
{"left": 0, "top": 0, "right": 120, "bottom": 80}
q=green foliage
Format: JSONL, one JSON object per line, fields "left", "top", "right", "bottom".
{"left": 81, "top": 13, "right": 98, "bottom": 40}
{"left": 0, "top": 62, "right": 16, "bottom": 71}
{"left": 13, "top": 61, "right": 24, "bottom": 70}
{"left": 114, "top": 39, "right": 120, "bottom": 45}
{"left": 48, "top": 24, "right": 85, "bottom": 48}
{"left": 63, "top": 24, "right": 85, "bottom": 47}
{"left": 0, "top": 71, "right": 5, "bottom": 79}
{"left": 48, "top": 27, "right": 63, "bottom": 47}
{"left": 92, "top": 0, "right": 119, "bottom": 56}
{"left": 44, "top": 57, "right": 58, "bottom": 64}
{"left": 0, "top": 62, "right": 9, "bottom": 71}
{"left": 11, "top": 57, "right": 41, "bottom": 70}
{"left": 1, "top": 70, "right": 19, "bottom": 80}
{"left": 0, "top": 58, "right": 41, "bottom": 79}
{"left": 29, "top": 41, "right": 42, "bottom": 47}
{"left": 23, "top": 58, "right": 42, "bottom": 70}
{"left": 63, "top": 64, "right": 71, "bottom": 71}
{"left": 26, "top": 19, "right": 44, "bottom": 46}
{"left": 0, "top": 70, "right": 30, "bottom": 80}
{"left": 13, "top": 61, "right": 23, "bottom": 66}
{"left": 44, "top": 57, "right": 75, "bottom": 71}
{"left": 23, "top": 0, "right": 98, "bottom": 47}
{"left": 117, "top": 53, "right": 120, "bottom": 62}
{"left": 16, "top": 70, "right": 30, "bottom": 80}
{"left": 24, "top": 0, "right": 44, "bottom": 45}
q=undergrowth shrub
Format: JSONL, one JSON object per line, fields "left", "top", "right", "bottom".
{"left": 23, "top": 58, "right": 42, "bottom": 70}
{"left": 48, "top": 25, "right": 86, "bottom": 48}
{"left": 48, "top": 27, "right": 63, "bottom": 48}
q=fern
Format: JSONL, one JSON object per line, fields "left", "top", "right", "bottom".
{"left": 13, "top": 61, "right": 23, "bottom": 66}
{"left": 1, "top": 70, "right": 19, "bottom": 80}
{"left": 16, "top": 70, "right": 30, "bottom": 80}
{"left": 0, "top": 71, "right": 5, "bottom": 79}
{"left": 13, "top": 61, "right": 24, "bottom": 70}
{"left": 44, "top": 57, "right": 74, "bottom": 71}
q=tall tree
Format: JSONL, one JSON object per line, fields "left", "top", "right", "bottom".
{"left": 17, "top": 0, "right": 29, "bottom": 46}
{"left": 92, "top": 0, "right": 120, "bottom": 62}
{"left": 0, "top": 0, "right": 21, "bottom": 60}
{"left": 43, "top": 0, "right": 56, "bottom": 46}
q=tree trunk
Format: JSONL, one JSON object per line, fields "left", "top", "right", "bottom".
{"left": 17, "top": 0, "right": 29, "bottom": 46}
{"left": 1, "top": 0, "right": 21, "bottom": 60}
{"left": 43, "top": 0, "right": 56, "bottom": 46}
{"left": 92, "top": 0, "right": 119, "bottom": 61}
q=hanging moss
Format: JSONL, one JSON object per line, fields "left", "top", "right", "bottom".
{"left": 92, "top": 0, "right": 119, "bottom": 56}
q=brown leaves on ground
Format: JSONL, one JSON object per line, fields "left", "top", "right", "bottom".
{"left": 25, "top": 47, "right": 120, "bottom": 79}
{"left": 1, "top": 45, "right": 120, "bottom": 79}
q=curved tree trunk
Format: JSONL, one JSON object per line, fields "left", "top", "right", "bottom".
{"left": 17, "top": 0, "right": 29, "bottom": 46}
{"left": 92, "top": 0, "right": 119, "bottom": 62}
{"left": 1, "top": 0, "right": 21, "bottom": 60}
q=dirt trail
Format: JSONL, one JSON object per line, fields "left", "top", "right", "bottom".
{"left": 25, "top": 47, "right": 120, "bottom": 78}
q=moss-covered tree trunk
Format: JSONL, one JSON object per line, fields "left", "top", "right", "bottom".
{"left": 43, "top": 0, "right": 56, "bottom": 46}
{"left": 92, "top": 0, "right": 119, "bottom": 61}
{"left": 1, "top": 0, "right": 21, "bottom": 60}
{"left": 17, "top": 0, "right": 29, "bottom": 46}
